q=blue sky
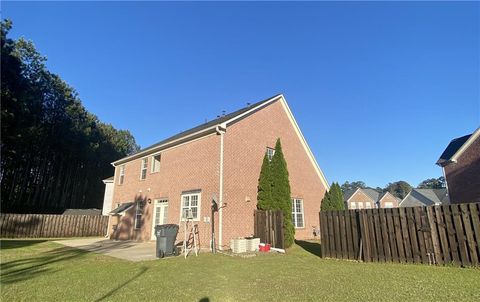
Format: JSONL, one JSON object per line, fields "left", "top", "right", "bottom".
{"left": 3, "top": 1, "right": 479, "bottom": 188}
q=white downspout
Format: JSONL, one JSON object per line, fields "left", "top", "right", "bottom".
{"left": 442, "top": 166, "right": 449, "bottom": 201}
{"left": 216, "top": 123, "right": 226, "bottom": 250}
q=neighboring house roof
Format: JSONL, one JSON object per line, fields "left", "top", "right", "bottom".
{"left": 363, "top": 188, "right": 380, "bottom": 202}
{"left": 109, "top": 202, "right": 135, "bottom": 215}
{"left": 63, "top": 209, "right": 102, "bottom": 215}
{"left": 111, "top": 94, "right": 330, "bottom": 190}
{"left": 344, "top": 187, "right": 385, "bottom": 203}
{"left": 343, "top": 188, "right": 359, "bottom": 202}
{"left": 436, "top": 127, "right": 480, "bottom": 167}
{"left": 400, "top": 189, "right": 449, "bottom": 207}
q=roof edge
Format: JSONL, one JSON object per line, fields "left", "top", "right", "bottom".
{"left": 111, "top": 94, "right": 283, "bottom": 166}
{"left": 436, "top": 127, "right": 480, "bottom": 166}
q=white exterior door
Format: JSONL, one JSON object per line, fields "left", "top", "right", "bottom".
{"left": 151, "top": 199, "right": 168, "bottom": 240}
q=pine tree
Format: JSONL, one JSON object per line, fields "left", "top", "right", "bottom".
{"left": 257, "top": 153, "right": 273, "bottom": 210}
{"left": 270, "top": 138, "right": 295, "bottom": 247}
{"left": 320, "top": 190, "right": 332, "bottom": 211}
{"left": 321, "top": 182, "right": 345, "bottom": 211}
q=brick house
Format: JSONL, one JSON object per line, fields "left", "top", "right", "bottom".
{"left": 436, "top": 127, "right": 480, "bottom": 204}
{"left": 344, "top": 188, "right": 399, "bottom": 209}
{"left": 104, "top": 94, "right": 329, "bottom": 249}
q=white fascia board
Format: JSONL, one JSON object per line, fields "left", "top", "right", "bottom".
{"left": 450, "top": 127, "right": 480, "bottom": 163}
{"left": 278, "top": 96, "right": 330, "bottom": 190}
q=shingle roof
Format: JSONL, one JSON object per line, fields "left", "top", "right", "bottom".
{"left": 63, "top": 209, "right": 102, "bottom": 216}
{"left": 343, "top": 188, "right": 359, "bottom": 201}
{"left": 400, "top": 189, "right": 449, "bottom": 207}
{"left": 109, "top": 202, "right": 135, "bottom": 215}
{"left": 437, "top": 134, "right": 471, "bottom": 166}
{"left": 343, "top": 187, "right": 383, "bottom": 202}
{"left": 363, "top": 188, "right": 380, "bottom": 202}
{"left": 113, "top": 94, "right": 282, "bottom": 165}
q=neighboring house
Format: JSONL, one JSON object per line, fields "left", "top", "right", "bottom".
{"left": 104, "top": 94, "right": 329, "bottom": 249}
{"left": 400, "top": 188, "right": 449, "bottom": 207}
{"left": 63, "top": 208, "right": 102, "bottom": 215}
{"left": 102, "top": 176, "right": 114, "bottom": 215}
{"left": 436, "top": 127, "right": 480, "bottom": 204}
{"left": 343, "top": 188, "right": 399, "bottom": 209}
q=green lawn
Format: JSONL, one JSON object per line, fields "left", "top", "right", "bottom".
{"left": 1, "top": 240, "right": 479, "bottom": 301}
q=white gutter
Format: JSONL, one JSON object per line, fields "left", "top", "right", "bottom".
{"left": 216, "top": 123, "right": 226, "bottom": 250}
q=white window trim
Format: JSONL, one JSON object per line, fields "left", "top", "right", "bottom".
{"left": 134, "top": 202, "right": 144, "bottom": 229}
{"left": 140, "top": 158, "right": 148, "bottom": 180}
{"left": 179, "top": 192, "right": 201, "bottom": 222}
{"left": 291, "top": 198, "right": 305, "bottom": 229}
{"left": 350, "top": 202, "right": 356, "bottom": 209}
{"left": 266, "top": 147, "right": 275, "bottom": 161}
{"left": 151, "top": 153, "right": 161, "bottom": 174}
{"left": 151, "top": 199, "right": 168, "bottom": 240}
{"left": 118, "top": 165, "right": 125, "bottom": 185}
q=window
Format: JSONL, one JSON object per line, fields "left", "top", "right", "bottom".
{"left": 151, "top": 154, "right": 161, "bottom": 173}
{"left": 384, "top": 202, "right": 393, "bottom": 208}
{"left": 365, "top": 202, "right": 372, "bottom": 209}
{"left": 291, "top": 198, "right": 304, "bottom": 228}
{"left": 118, "top": 165, "right": 125, "bottom": 185}
{"left": 181, "top": 192, "right": 201, "bottom": 220}
{"left": 140, "top": 158, "right": 148, "bottom": 180}
{"left": 266, "top": 147, "right": 275, "bottom": 161}
{"left": 350, "top": 202, "right": 356, "bottom": 209}
{"left": 358, "top": 202, "right": 364, "bottom": 209}
{"left": 134, "top": 201, "right": 145, "bottom": 229}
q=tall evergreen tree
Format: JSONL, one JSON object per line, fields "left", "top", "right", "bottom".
{"left": 257, "top": 153, "right": 273, "bottom": 210}
{"left": 321, "top": 182, "right": 345, "bottom": 211}
{"left": 270, "top": 138, "right": 295, "bottom": 248}
{"left": 1, "top": 20, "right": 139, "bottom": 213}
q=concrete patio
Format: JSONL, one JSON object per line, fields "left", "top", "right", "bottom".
{"left": 54, "top": 237, "right": 159, "bottom": 261}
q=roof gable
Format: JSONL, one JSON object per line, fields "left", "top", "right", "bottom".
{"left": 437, "top": 127, "right": 480, "bottom": 166}
{"left": 110, "top": 94, "right": 330, "bottom": 190}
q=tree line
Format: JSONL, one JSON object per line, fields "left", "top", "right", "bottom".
{"left": 1, "top": 20, "right": 139, "bottom": 213}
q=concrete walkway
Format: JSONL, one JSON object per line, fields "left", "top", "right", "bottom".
{"left": 54, "top": 238, "right": 158, "bottom": 262}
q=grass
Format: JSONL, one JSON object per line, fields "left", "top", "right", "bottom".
{"left": 1, "top": 239, "right": 479, "bottom": 301}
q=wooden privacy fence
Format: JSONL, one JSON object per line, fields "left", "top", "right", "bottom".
{"left": 0, "top": 214, "right": 109, "bottom": 238}
{"left": 254, "top": 210, "right": 285, "bottom": 249}
{"left": 320, "top": 203, "right": 480, "bottom": 267}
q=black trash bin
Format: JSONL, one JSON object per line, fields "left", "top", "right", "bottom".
{"left": 155, "top": 224, "right": 179, "bottom": 258}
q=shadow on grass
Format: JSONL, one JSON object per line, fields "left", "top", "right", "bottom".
{"left": 95, "top": 266, "right": 148, "bottom": 302}
{"left": 0, "top": 240, "right": 90, "bottom": 284}
{"left": 0, "top": 239, "right": 48, "bottom": 249}
{"left": 295, "top": 240, "right": 322, "bottom": 257}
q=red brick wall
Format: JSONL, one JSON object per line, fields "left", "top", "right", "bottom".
{"left": 222, "top": 100, "right": 327, "bottom": 243}
{"left": 108, "top": 98, "right": 328, "bottom": 247}
{"left": 444, "top": 137, "right": 480, "bottom": 203}
{"left": 109, "top": 133, "right": 221, "bottom": 247}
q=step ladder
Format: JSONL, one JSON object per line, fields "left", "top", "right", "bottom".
{"left": 182, "top": 210, "right": 199, "bottom": 258}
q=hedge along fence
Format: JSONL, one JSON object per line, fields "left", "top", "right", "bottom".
{"left": 320, "top": 203, "right": 480, "bottom": 267}
{"left": 0, "top": 213, "right": 109, "bottom": 238}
